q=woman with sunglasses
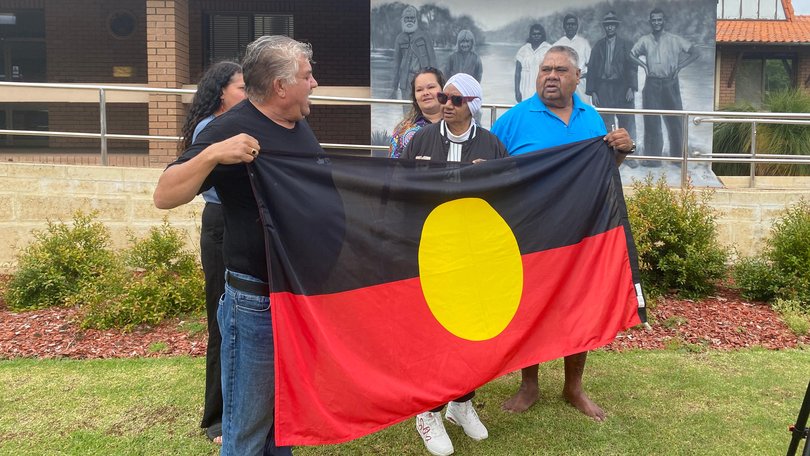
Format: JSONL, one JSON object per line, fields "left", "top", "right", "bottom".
{"left": 401, "top": 73, "right": 505, "bottom": 456}
{"left": 389, "top": 67, "right": 446, "bottom": 158}
{"left": 402, "top": 72, "right": 507, "bottom": 164}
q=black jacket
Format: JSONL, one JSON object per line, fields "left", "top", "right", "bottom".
{"left": 402, "top": 121, "right": 508, "bottom": 163}
{"left": 586, "top": 35, "right": 638, "bottom": 95}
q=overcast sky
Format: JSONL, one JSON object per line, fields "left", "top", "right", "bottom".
{"left": 794, "top": 0, "right": 810, "bottom": 15}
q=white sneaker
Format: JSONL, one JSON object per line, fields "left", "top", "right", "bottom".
{"left": 416, "top": 411, "right": 454, "bottom": 456}
{"left": 445, "top": 400, "right": 488, "bottom": 441}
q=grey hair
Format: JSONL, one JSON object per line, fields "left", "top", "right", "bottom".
{"left": 546, "top": 45, "right": 579, "bottom": 68}
{"left": 456, "top": 29, "right": 475, "bottom": 50}
{"left": 242, "top": 35, "right": 313, "bottom": 103}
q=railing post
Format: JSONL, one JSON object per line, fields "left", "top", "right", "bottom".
{"left": 681, "top": 113, "right": 689, "bottom": 188}
{"left": 99, "top": 88, "right": 108, "bottom": 166}
{"left": 750, "top": 121, "right": 757, "bottom": 188}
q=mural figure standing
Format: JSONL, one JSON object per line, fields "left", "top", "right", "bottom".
{"left": 389, "top": 5, "right": 437, "bottom": 101}
{"left": 630, "top": 7, "right": 699, "bottom": 166}
{"left": 514, "top": 24, "right": 551, "bottom": 103}
{"left": 586, "top": 11, "right": 638, "bottom": 165}
{"left": 553, "top": 14, "right": 591, "bottom": 104}
{"left": 444, "top": 29, "right": 483, "bottom": 82}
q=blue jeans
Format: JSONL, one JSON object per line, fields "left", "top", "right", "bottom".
{"left": 218, "top": 269, "right": 292, "bottom": 456}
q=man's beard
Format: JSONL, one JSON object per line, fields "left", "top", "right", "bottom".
{"left": 402, "top": 21, "right": 417, "bottom": 33}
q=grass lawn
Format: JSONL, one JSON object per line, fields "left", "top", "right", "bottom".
{"left": 0, "top": 349, "right": 808, "bottom": 455}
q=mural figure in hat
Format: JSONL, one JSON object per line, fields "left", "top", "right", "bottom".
{"left": 586, "top": 11, "right": 639, "bottom": 166}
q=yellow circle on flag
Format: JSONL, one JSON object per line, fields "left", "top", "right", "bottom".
{"left": 418, "top": 198, "right": 523, "bottom": 341}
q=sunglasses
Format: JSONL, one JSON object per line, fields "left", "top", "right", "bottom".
{"left": 436, "top": 92, "right": 479, "bottom": 107}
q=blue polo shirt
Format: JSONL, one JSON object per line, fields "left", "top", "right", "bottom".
{"left": 491, "top": 93, "right": 607, "bottom": 155}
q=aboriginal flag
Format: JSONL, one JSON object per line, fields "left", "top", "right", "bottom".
{"left": 248, "top": 137, "right": 647, "bottom": 446}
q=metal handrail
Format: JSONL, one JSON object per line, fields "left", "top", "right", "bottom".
{"left": 1, "top": 80, "right": 810, "bottom": 187}
{"left": 0, "top": 80, "right": 197, "bottom": 94}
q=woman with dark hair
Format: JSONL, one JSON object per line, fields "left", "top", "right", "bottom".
{"left": 179, "top": 60, "right": 245, "bottom": 445}
{"left": 389, "top": 67, "right": 445, "bottom": 158}
{"left": 179, "top": 61, "right": 245, "bottom": 151}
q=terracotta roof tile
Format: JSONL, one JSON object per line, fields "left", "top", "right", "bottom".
{"left": 717, "top": 18, "right": 810, "bottom": 44}
{"left": 717, "top": 0, "right": 810, "bottom": 44}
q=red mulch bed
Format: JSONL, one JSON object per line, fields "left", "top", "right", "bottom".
{"left": 0, "top": 304, "right": 208, "bottom": 359}
{"left": 606, "top": 285, "right": 808, "bottom": 351}
{"left": 0, "top": 281, "right": 805, "bottom": 359}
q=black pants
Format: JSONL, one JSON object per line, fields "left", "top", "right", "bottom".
{"left": 200, "top": 202, "right": 225, "bottom": 430}
{"left": 430, "top": 391, "right": 475, "bottom": 413}
{"left": 594, "top": 79, "right": 637, "bottom": 140}
{"left": 642, "top": 76, "right": 684, "bottom": 158}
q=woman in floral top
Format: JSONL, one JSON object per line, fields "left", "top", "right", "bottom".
{"left": 389, "top": 67, "right": 445, "bottom": 158}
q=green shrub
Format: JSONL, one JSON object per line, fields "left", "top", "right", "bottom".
{"left": 80, "top": 222, "right": 204, "bottom": 330}
{"left": 732, "top": 256, "right": 784, "bottom": 302}
{"left": 734, "top": 200, "right": 810, "bottom": 307}
{"left": 4, "top": 212, "right": 120, "bottom": 310}
{"left": 626, "top": 177, "right": 729, "bottom": 298}
{"left": 772, "top": 298, "right": 810, "bottom": 336}
{"left": 768, "top": 200, "right": 810, "bottom": 303}
{"left": 5, "top": 213, "right": 204, "bottom": 330}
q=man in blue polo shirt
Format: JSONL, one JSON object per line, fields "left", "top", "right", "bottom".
{"left": 491, "top": 45, "right": 635, "bottom": 421}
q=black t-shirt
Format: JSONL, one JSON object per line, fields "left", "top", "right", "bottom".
{"left": 170, "top": 100, "right": 323, "bottom": 281}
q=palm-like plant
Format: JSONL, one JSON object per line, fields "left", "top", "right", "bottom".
{"left": 713, "top": 89, "right": 810, "bottom": 176}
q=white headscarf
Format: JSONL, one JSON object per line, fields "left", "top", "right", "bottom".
{"left": 444, "top": 73, "right": 482, "bottom": 118}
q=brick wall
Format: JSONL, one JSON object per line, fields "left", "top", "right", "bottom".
{"left": 47, "top": 103, "right": 148, "bottom": 151}
{"left": 307, "top": 105, "right": 371, "bottom": 152}
{"left": 45, "top": 0, "right": 147, "bottom": 83}
{"left": 717, "top": 47, "right": 738, "bottom": 108}
{"left": 799, "top": 47, "right": 810, "bottom": 91}
{"left": 3, "top": 0, "right": 372, "bottom": 165}
{"left": 147, "top": 0, "right": 190, "bottom": 166}
{"left": 0, "top": 152, "right": 150, "bottom": 167}
{"left": 187, "top": 0, "right": 371, "bottom": 148}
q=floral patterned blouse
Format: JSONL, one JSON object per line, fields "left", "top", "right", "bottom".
{"left": 389, "top": 115, "right": 431, "bottom": 158}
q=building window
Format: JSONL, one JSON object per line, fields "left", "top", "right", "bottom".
{"left": 0, "top": 104, "right": 49, "bottom": 147}
{"left": 204, "top": 13, "right": 294, "bottom": 65}
{"left": 107, "top": 10, "right": 136, "bottom": 39}
{"left": 717, "top": 0, "right": 786, "bottom": 19}
{"left": 0, "top": 9, "right": 46, "bottom": 82}
{"left": 735, "top": 54, "right": 795, "bottom": 107}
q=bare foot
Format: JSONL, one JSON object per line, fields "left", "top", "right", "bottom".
{"left": 501, "top": 383, "right": 539, "bottom": 413}
{"left": 563, "top": 388, "right": 605, "bottom": 421}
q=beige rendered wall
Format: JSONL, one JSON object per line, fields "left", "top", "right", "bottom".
{"left": 0, "top": 163, "right": 809, "bottom": 274}
{"left": 0, "top": 162, "right": 202, "bottom": 273}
